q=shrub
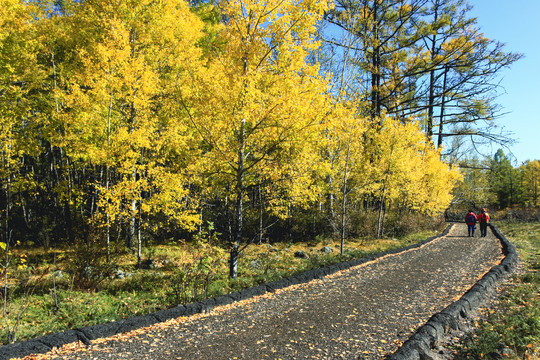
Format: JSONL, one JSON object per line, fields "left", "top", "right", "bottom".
{"left": 64, "top": 235, "right": 116, "bottom": 291}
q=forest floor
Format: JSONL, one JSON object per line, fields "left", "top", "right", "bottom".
{"left": 15, "top": 222, "right": 506, "bottom": 360}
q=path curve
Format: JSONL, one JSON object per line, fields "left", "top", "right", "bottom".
{"left": 19, "top": 223, "right": 504, "bottom": 360}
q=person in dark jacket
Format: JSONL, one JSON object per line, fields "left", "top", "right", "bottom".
{"left": 465, "top": 210, "right": 477, "bottom": 237}
{"left": 477, "top": 208, "right": 490, "bottom": 237}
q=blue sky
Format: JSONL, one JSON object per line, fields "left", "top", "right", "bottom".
{"left": 468, "top": 0, "right": 540, "bottom": 164}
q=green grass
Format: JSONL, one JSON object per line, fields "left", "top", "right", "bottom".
{"left": 452, "top": 220, "right": 540, "bottom": 360}
{"left": 0, "top": 228, "right": 443, "bottom": 345}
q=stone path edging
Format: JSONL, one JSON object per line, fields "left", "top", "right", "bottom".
{"left": 0, "top": 226, "right": 452, "bottom": 360}
{"left": 386, "top": 223, "right": 518, "bottom": 360}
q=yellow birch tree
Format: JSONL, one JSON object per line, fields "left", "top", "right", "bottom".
{"left": 0, "top": 0, "right": 44, "bottom": 246}
{"left": 48, "top": 0, "right": 204, "bottom": 263}
{"left": 179, "top": 0, "right": 332, "bottom": 277}
{"left": 317, "top": 102, "right": 369, "bottom": 253}
{"left": 368, "top": 117, "right": 461, "bottom": 236}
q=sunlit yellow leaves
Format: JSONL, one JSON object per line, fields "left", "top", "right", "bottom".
{"left": 0, "top": 0, "right": 46, "bottom": 212}
{"left": 320, "top": 113, "right": 461, "bottom": 218}
{"left": 0, "top": 0, "right": 40, "bottom": 83}
{"left": 316, "top": 102, "right": 369, "bottom": 205}
{"left": 180, "top": 0, "right": 332, "bottom": 221}
{"left": 43, "top": 0, "right": 206, "bottom": 234}
{"left": 367, "top": 117, "right": 461, "bottom": 213}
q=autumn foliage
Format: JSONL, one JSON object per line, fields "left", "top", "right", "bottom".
{"left": 0, "top": 0, "right": 462, "bottom": 262}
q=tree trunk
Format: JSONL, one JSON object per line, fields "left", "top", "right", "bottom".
{"left": 427, "top": 66, "right": 435, "bottom": 141}
{"left": 377, "top": 182, "right": 387, "bottom": 238}
{"left": 137, "top": 205, "right": 142, "bottom": 265}
{"left": 129, "top": 168, "right": 137, "bottom": 253}
{"left": 340, "top": 140, "right": 351, "bottom": 255}
{"left": 106, "top": 90, "right": 113, "bottom": 262}
{"left": 426, "top": 2, "right": 439, "bottom": 142}
{"left": 371, "top": 0, "right": 381, "bottom": 123}
{"left": 437, "top": 65, "right": 449, "bottom": 150}
{"left": 129, "top": 198, "right": 136, "bottom": 251}
{"left": 230, "top": 119, "right": 246, "bottom": 278}
{"left": 258, "top": 186, "right": 264, "bottom": 244}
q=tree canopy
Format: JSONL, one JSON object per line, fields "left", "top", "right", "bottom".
{"left": 0, "top": 0, "right": 523, "bottom": 276}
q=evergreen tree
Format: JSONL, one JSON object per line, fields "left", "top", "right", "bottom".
{"left": 490, "top": 149, "right": 523, "bottom": 208}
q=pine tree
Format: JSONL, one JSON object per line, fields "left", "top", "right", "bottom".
{"left": 490, "top": 149, "right": 522, "bottom": 208}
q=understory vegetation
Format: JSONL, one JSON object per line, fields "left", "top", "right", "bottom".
{"left": 453, "top": 220, "right": 540, "bottom": 360}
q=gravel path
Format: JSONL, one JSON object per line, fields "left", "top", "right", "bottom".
{"left": 26, "top": 223, "right": 503, "bottom": 360}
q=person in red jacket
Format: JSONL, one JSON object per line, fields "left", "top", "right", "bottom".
{"left": 465, "top": 210, "right": 478, "bottom": 237}
{"left": 477, "top": 208, "right": 490, "bottom": 237}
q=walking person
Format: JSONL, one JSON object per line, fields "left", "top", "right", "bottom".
{"left": 478, "top": 208, "right": 490, "bottom": 237}
{"left": 465, "top": 210, "right": 477, "bottom": 237}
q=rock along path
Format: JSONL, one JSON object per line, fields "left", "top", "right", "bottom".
{"left": 21, "top": 223, "right": 503, "bottom": 360}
